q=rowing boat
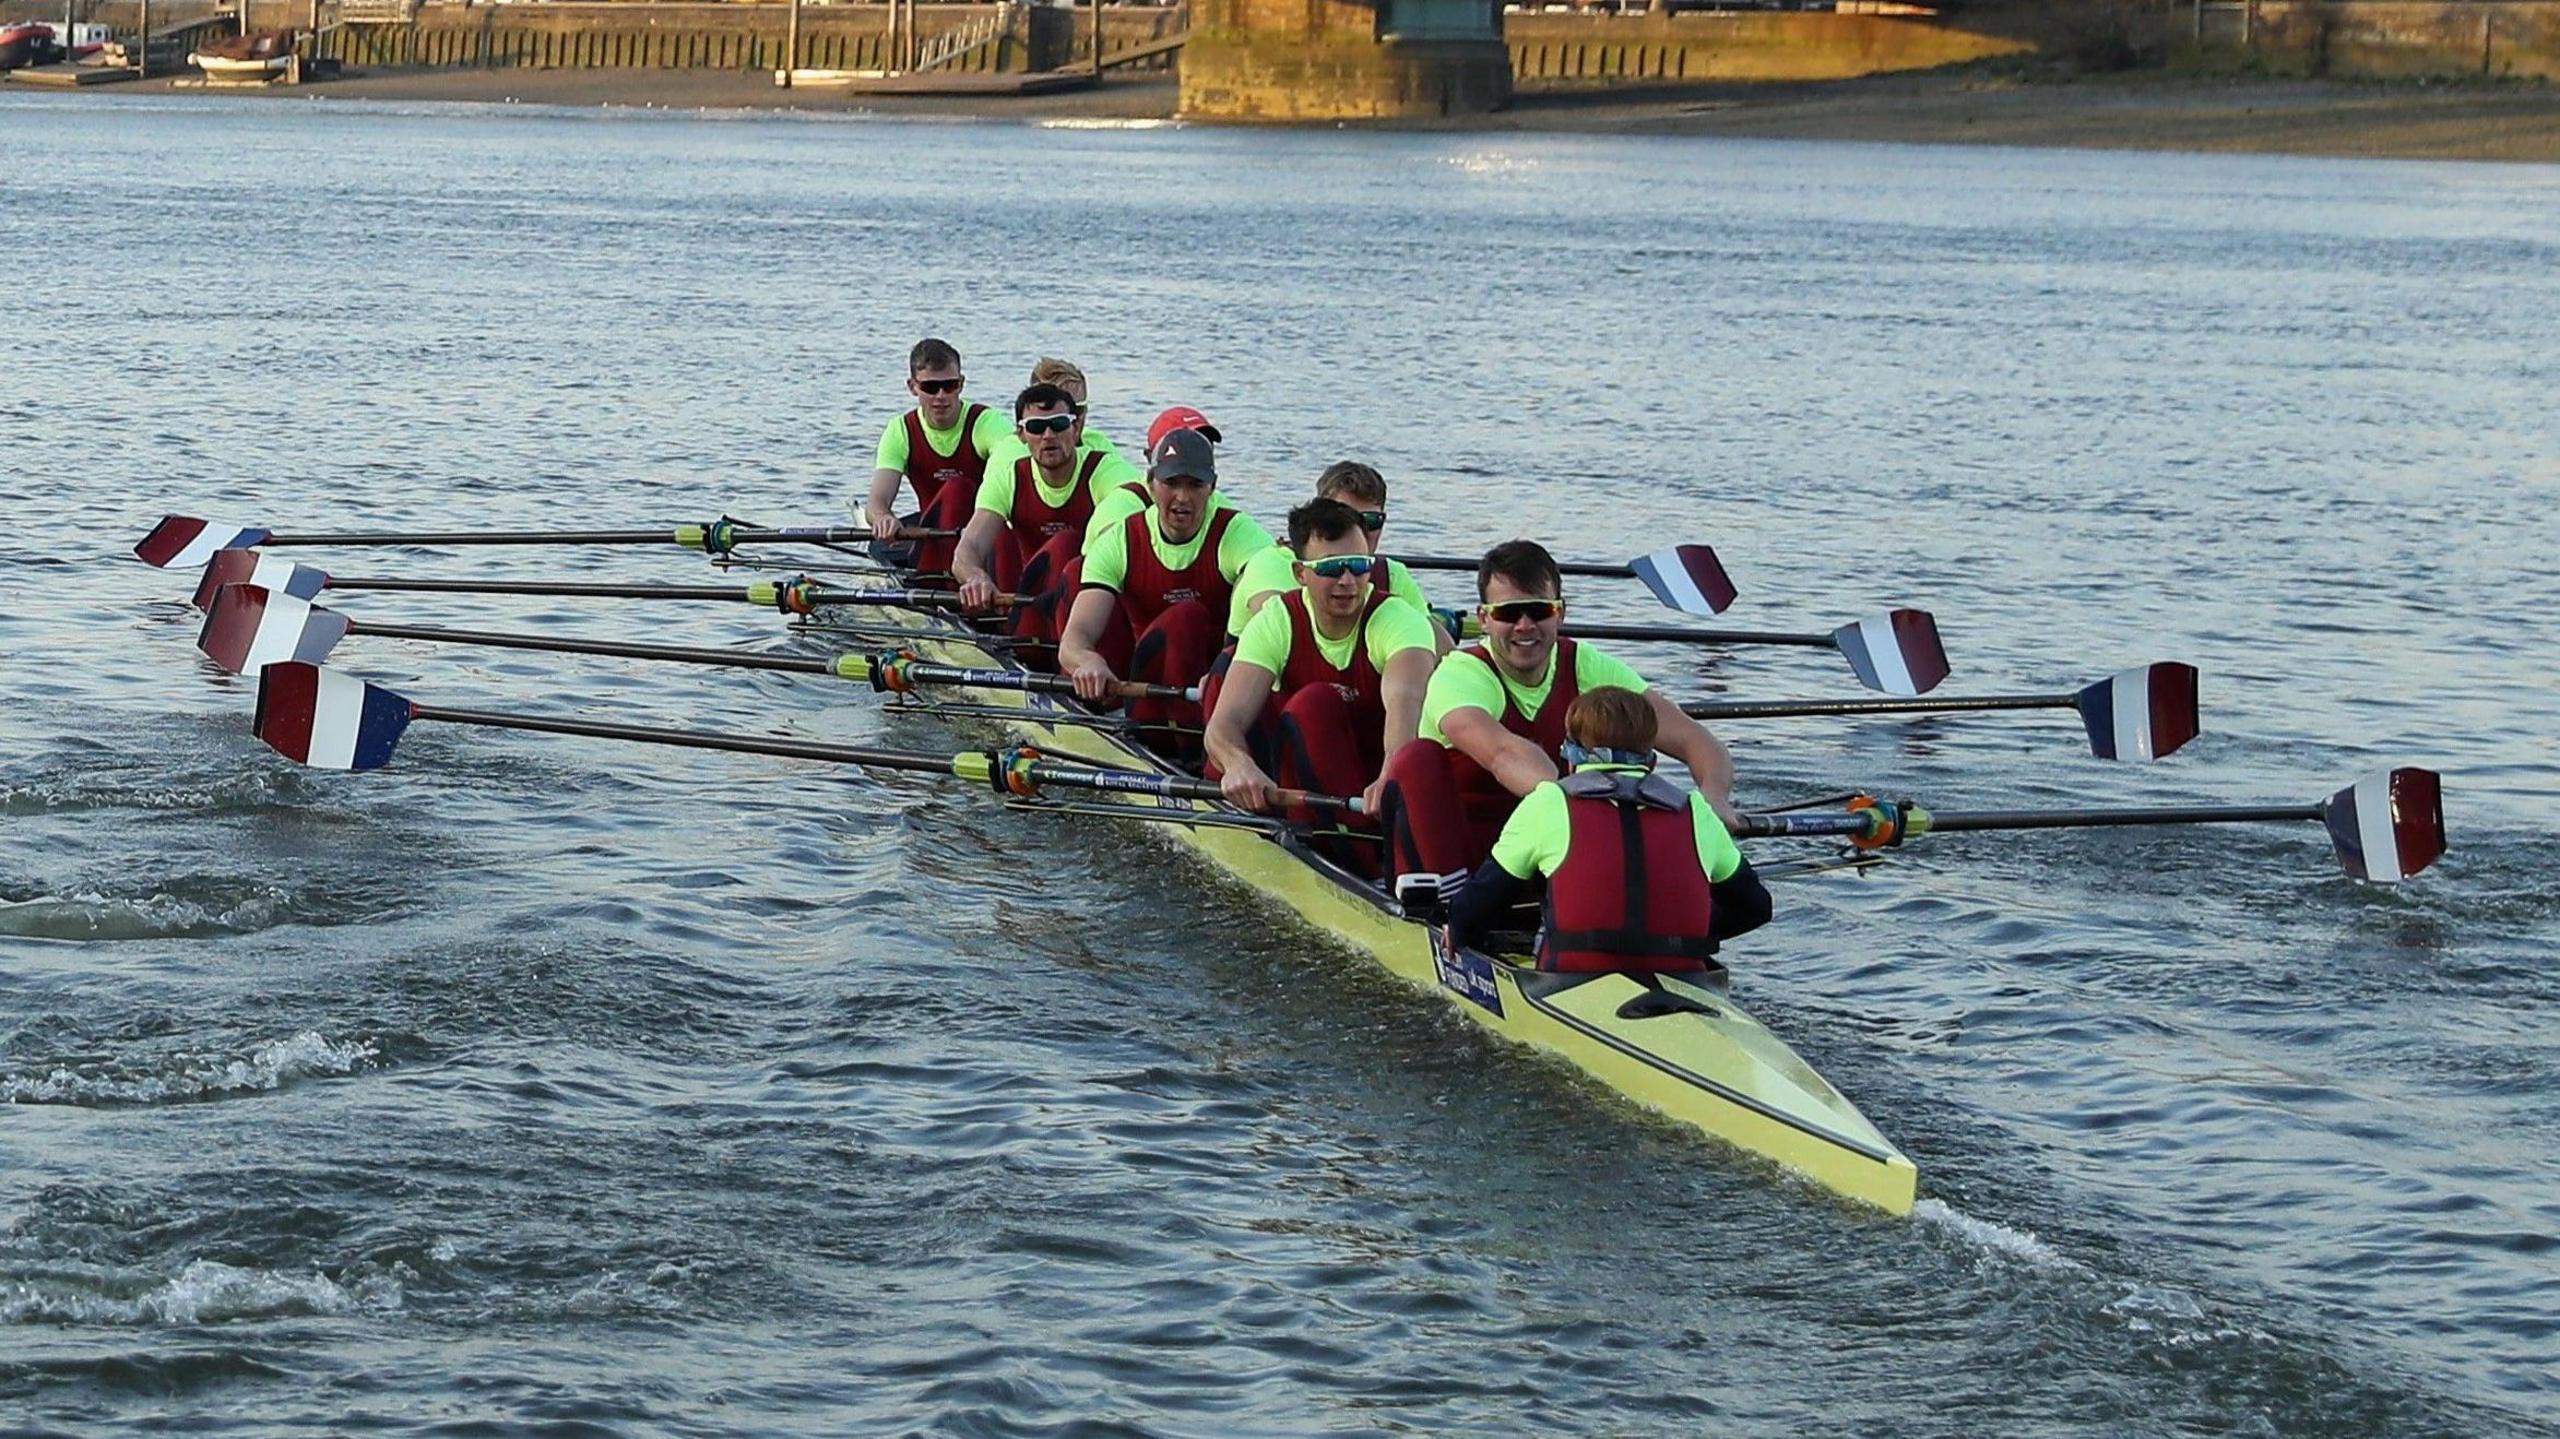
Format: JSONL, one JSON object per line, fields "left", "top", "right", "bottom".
{"left": 136, "top": 510, "right": 2448, "bottom": 1219}
{"left": 802, "top": 559, "right": 1926, "bottom": 1215}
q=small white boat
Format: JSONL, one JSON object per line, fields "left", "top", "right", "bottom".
{"left": 190, "top": 29, "right": 297, "bottom": 81}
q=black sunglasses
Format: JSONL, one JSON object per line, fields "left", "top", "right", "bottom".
{"left": 914, "top": 377, "right": 963, "bottom": 395}
{"left": 1354, "top": 510, "right": 1387, "bottom": 533}
{"left": 1485, "top": 599, "right": 1562, "bottom": 624}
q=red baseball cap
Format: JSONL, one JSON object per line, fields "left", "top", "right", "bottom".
{"left": 1146, "top": 405, "right": 1223, "bottom": 452}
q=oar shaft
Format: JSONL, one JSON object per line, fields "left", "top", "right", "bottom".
{"left": 1686, "top": 693, "right": 2066, "bottom": 720}
{"left": 893, "top": 658, "right": 1193, "bottom": 703}
{"left": 325, "top": 578, "right": 750, "bottom": 602}
{"left": 1396, "top": 553, "right": 1637, "bottom": 578}
{"left": 410, "top": 705, "right": 966, "bottom": 776}
{"left": 1921, "top": 803, "right": 2322, "bottom": 834}
{"left": 268, "top": 529, "right": 681, "bottom": 547}
{"left": 1563, "top": 621, "right": 1835, "bottom": 648}
{"left": 350, "top": 622, "right": 838, "bottom": 677}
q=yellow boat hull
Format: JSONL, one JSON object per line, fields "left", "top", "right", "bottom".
{"left": 877, "top": 622, "right": 1918, "bottom": 1216}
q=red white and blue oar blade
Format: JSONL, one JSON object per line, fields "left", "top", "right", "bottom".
{"left": 252, "top": 662, "right": 414, "bottom": 772}
{"left": 135, "top": 515, "right": 271, "bottom": 569}
{"left": 1831, "top": 608, "right": 1950, "bottom": 696}
{"left": 2073, "top": 662, "right": 2201, "bottom": 761}
{"left": 191, "top": 547, "right": 328, "bottom": 610}
{"left": 1628, "top": 544, "right": 1738, "bottom": 617}
{"left": 198, "top": 584, "right": 352, "bottom": 674}
{"left": 2324, "top": 767, "right": 2446, "bottom": 883}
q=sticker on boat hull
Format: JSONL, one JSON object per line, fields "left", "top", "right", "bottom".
{"left": 1430, "top": 926, "right": 1504, "bottom": 1018}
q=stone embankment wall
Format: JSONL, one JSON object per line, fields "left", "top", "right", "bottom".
{"left": 2178, "top": 0, "right": 2560, "bottom": 80}
{"left": 1506, "top": 10, "right": 2027, "bottom": 86}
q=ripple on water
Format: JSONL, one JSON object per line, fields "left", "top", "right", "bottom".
{"left": 0, "top": 1030, "right": 382, "bottom": 1106}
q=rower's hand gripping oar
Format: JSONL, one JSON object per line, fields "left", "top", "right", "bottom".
{"left": 1733, "top": 768, "right": 2446, "bottom": 883}
{"left": 1688, "top": 662, "right": 2201, "bottom": 762}
{"left": 196, "top": 582, "right": 1196, "bottom": 703}
{"left": 1460, "top": 606, "right": 1952, "bottom": 696}
{"left": 135, "top": 513, "right": 950, "bottom": 569}
{"left": 244, "top": 661, "right": 1357, "bottom": 815}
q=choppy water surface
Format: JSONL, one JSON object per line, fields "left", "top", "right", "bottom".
{"left": 3, "top": 92, "right": 2556, "bottom": 1437}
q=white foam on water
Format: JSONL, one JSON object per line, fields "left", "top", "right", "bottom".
{"left": 0, "top": 885, "right": 293, "bottom": 941}
{"left": 1036, "top": 118, "right": 1181, "bottom": 130}
{"left": 1, "top": 1030, "right": 380, "bottom": 1106}
{"left": 1912, "top": 1199, "right": 2087, "bottom": 1274}
{"left": 0, "top": 1258, "right": 402, "bottom": 1327}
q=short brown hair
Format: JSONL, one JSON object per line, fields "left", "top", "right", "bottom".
{"left": 909, "top": 338, "right": 961, "bottom": 375}
{"left": 1316, "top": 461, "right": 1385, "bottom": 507}
{"left": 1566, "top": 686, "right": 1656, "bottom": 753}
{"left": 1477, "top": 539, "right": 1562, "bottom": 603}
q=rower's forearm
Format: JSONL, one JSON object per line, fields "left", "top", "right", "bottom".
{"left": 1492, "top": 746, "right": 1561, "bottom": 798}
{"left": 863, "top": 469, "right": 902, "bottom": 523}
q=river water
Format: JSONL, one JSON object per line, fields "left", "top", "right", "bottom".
{"left": 2, "top": 91, "right": 2555, "bottom": 1438}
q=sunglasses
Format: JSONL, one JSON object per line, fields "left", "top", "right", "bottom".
{"left": 1019, "top": 413, "right": 1078, "bottom": 436}
{"left": 914, "top": 377, "right": 964, "bottom": 395}
{"left": 1354, "top": 510, "right": 1387, "bottom": 533}
{"left": 1304, "top": 555, "right": 1377, "bottom": 580}
{"left": 1485, "top": 599, "right": 1562, "bottom": 624}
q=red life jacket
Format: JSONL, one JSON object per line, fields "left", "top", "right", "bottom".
{"left": 998, "top": 450, "right": 1109, "bottom": 548}
{"left": 1117, "top": 506, "right": 1240, "bottom": 632}
{"left": 901, "top": 403, "right": 990, "bottom": 514}
{"left": 1276, "top": 585, "right": 1393, "bottom": 741}
{"left": 1538, "top": 769, "right": 1719, "bottom": 973}
{"left": 1446, "top": 636, "right": 1583, "bottom": 827}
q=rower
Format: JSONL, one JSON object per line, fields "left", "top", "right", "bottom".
{"left": 979, "top": 357, "right": 1121, "bottom": 480}
{"left": 1379, "top": 539, "right": 1735, "bottom": 893}
{"left": 860, "top": 338, "right": 1011, "bottom": 557}
{"left": 951, "top": 382, "right": 1145, "bottom": 615}
{"left": 1447, "top": 686, "right": 1771, "bottom": 969}
{"left": 1008, "top": 403, "right": 1231, "bottom": 659}
{"left": 1225, "top": 462, "right": 1455, "bottom": 655}
{"left": 1203, "top": 498, "right": 1437, "bottom": 836}
{"left": 1058, "top": 427, "right": 1274, "bottom": 753}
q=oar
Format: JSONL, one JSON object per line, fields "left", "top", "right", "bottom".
{"left": 244, "top": 660, "right": 1356, "bottom": 814}
{"left": 180, "top": 553, "right": 997, "bottom": 618}
{"left": 194, "top": 582, "right": 1194, "bottom": 702}
{"left": 1732, "top": 768, "right": 2446, "bottom": 883}
{"left": 134, "top": 513, "right": 947, "bottom": 570}
{"left": 1394, "top": 544, "right": 1738, "bottom": 617}
{"left": 1687, "top": 663, "right": 2200, "bottom": 762}
{"left": 1460, "top": 607, "right": 1951, "bottom": 696}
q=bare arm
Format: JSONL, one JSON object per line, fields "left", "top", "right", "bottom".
{"left": 950, "top": 509, "right": 1006, "bottom": 612}
{"left": 1648, "top": 691, "right": 1735, "bottom": 817}
{"left": 863, "top": 467, "right": 907, "bottom": 540}
{"left": 1204, "top": 660, "right": 1282, "bottom": 811}
{"left": 1057, "top": 588, "right": 1122, "bottom": 701}
{"left": 1440, "top": 704, "right": 1558, "bottom": 799}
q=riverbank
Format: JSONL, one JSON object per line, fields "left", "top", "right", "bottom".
{"left": 23, "top": 65, "right": 2560, "bottom": 162}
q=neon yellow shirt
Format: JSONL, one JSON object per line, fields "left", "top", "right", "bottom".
{"left": 1232, "top": 591, "right": 1434, "bottom": 678}
{"left": 981, "top": 424, "right": 1117, "bottom": 481}
{"left": 872, "top": 405, "right": 1011, "bottom": 475}
{"left": 1420, "top": 643, "right": 1648, "bottom": 747}
{"left": 1225, "top": 546, "right": 1429, "bottom": 638}
{"left": 975, "top": 448, "right": 1145, "bottom": 525}
{"left": 1491, "top": 763, "right": 1742, "bottom": 882}
{"left": 1086, "top": 483, "right": 1235, "bottom": 547}
{"left": 1080, "top": 506, "right": 1275, "bottom": 595}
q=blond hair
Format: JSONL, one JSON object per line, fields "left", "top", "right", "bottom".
{"left": 1029, "top": 357, "right": 1086, "bottom": 391}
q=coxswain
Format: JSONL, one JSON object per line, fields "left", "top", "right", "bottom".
{"left": 1057, "top": 427, "right": 1273, "bottom": 753}
{"left": 860, "top": 338, "right": 1011, "bottom": 560}
{"left": 1202, "top": 497, "right": 1437, "bottom": 835}
{"left": 1379, "top": 539, "right": 1735, "bottom": 894}
{"left": 950, "top": 382, "right": 1144, "bottom": 615}
{"left": 1446, "top": 686, "right": 1771, "bottom": 969}
{"left": 1225, "top": 462, "right": 1454, "bottom": 654}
